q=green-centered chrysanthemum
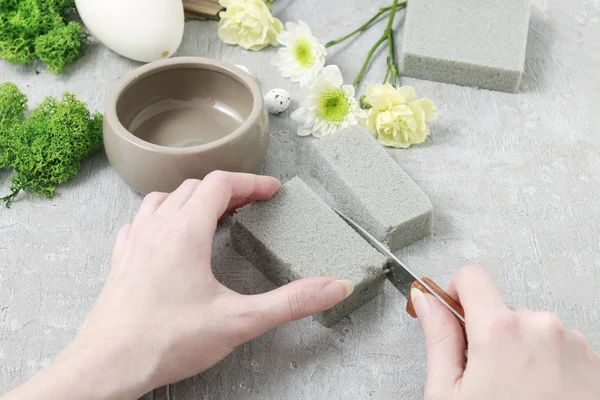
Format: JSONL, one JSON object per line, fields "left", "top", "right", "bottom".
{"left": 317, "top": 90, "right": 351, "bottom": 122}
{"left": 291, "top": 65, "right": 366, "bottom": 137}
{"left": 293, "top": 37, "right": 315, "bottom": 68}
{"left": 273, "top": 21, "right": 327, "bottom": 87}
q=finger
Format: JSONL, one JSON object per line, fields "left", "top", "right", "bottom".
{"left": 110, "top": 224, "right": 131, "bottom": 265}
{"left": 447, "top": 265, "right": 507, "bottom": 324}
{"left": 240, "top": 277, "right": 354, "bottom": 339}
{"left": 221, "top": 175, "right": 281, "bottom": 215}
{"left": 155, "top": 179, "right": 202, "bottom": 215}
{"left": 411, "top": 289, "right": 465, "bottom": 397}
{"left": 569, "top": 329, "right": 587, "bottom": 343}
{"left": 134, "top": 191, "right": 168, "bottom": 225}
{"left": 225, "top": 196, "right": 264, "bottom": 215}
{"left": 508, "top": 305, "right": 531, "bottom": 314}
{"left": 180, "top": 171, "right": 280, "bottom": 234}
{"left": 568, "top": 330, "right": 590, "bottom": 353}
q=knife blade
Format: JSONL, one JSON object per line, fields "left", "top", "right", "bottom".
{"left": 334, "top": 209, "right": 466, "bottom": 325}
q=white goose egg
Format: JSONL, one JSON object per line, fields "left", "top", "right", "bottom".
{"left": 75, "top": 0, "right": 184, "bottom": 63}
{"left": 265, "top": 89, "right": 291, "bottom": 114}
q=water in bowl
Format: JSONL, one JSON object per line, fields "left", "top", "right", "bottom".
{"left": 129, "top": 98, "right": 245, "bottom": 148}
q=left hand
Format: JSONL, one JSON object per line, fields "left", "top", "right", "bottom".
{"left": 2, "top": 171, "right": 353, "bottom": 400}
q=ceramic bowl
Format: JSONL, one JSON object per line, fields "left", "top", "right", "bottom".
{"left": 103, "top": 57, "right": 269, "bottom": 194}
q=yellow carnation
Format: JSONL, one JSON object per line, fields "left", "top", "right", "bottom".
{"left": 218, "top": 0, "right": 284, "bottom": 51}
{"left": 363, "top": 84, "right": 439, "bottom": 148}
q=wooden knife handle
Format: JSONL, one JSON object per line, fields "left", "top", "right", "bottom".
{"left": 406, "top": 277, "right": 467, "bottom": 338}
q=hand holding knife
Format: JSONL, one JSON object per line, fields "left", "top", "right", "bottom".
{"left": 334, "top": 209, "right": 466, "bottom": 338}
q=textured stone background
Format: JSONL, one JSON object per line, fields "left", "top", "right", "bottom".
{"left": 1, "top": 0, "right": 599, "bottom": 399}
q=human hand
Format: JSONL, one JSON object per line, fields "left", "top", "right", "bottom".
{"left": 411, "top": 265, "right": 600, "bottom": 400}
{"left": 2, "top": 172, "right": 353, "bottom": 400}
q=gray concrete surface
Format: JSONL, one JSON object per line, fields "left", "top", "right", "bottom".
{"left": 1, "top": 0, "right": 599, "bottom": 399}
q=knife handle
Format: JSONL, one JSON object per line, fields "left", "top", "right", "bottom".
{"left": 406, "top": 277, "right": 467, "bottom": 338}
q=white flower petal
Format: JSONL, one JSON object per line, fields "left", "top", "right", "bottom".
{"left": 291, "top": 107, "right": 308, "bottom": 121}
{"left": 297, "top": 125, "right": 314, "bottom": 136}
{"left": 412, "top": 98, "right": 439, "bottom": 121}
{"left": 319, "top": 65, "right": 344, "bottom": 88}
{"left": 354, "top": 108, "right": 368, "bottom": 119}
{"left": 272, "top": 20, "right": 326, "bottom": 87}
{"left": 298, "top": 20, "right": 313, "bottom": 36}
{"left": 341, "top": 84, "right": 355, "bottom": 98}
{"left": 277, "top": 31, "right": 293, "bottom": 45}
{"left": 398, "top": 86, "right": 417, "bottom": 103}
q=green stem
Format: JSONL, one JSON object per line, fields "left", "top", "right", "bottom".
{"left": 383, "top": 65, "right": 390, "bottom": 84}
{"left": 384, "top": 0, "right": 400, "bottom": 39}
{"left": 387, "top": 29, "right": 398, "bottom": 87}
{"left": 352, "top": 0, "right": 401, "bottom": 87}
{"left": 324, "top": 3, "right": 406, "bottom": 48}
{"left": 352, "top": 35, "right": 387, "bottom": 86}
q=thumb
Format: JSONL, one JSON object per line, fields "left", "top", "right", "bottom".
{"left": 244, "top": 277, "right": 354, "bottom": 337}
{"left": 412, "top": 288, "right": 465, "bottom": 398}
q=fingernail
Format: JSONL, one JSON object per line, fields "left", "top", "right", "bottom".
{"left": 336, "top": 280, "right": 355, "bottom": 299}
{"left": 410, "top": 288, "right": 431, "bottom": 318}
{"left": 323, "top": 280, "right": 355, "bottom": 302}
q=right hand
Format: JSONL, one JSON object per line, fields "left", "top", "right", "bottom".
{"left": 411, "top": 265, "right": 600, "bottom": 400}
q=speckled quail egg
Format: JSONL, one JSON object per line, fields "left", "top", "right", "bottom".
{"left": 264, "top": 88, "right": 291, "bottom": 114}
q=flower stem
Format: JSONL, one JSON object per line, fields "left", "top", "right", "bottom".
{"left": 384, "top": 0, "right": 400, "bottom": 40}
{"left": 352, "top": 0, "right": 401, "bottom": 87}
{"left": 387, "top": 29, "right": 398, "bottom": 87}
{"left": 383, "top": 65, "right": 390, "bottom": 84}
{"left": 324, "top": 3, "right": 406, "bottom": 48}
{"left": 352, "top": 35, "right": 387, "bottom": 86}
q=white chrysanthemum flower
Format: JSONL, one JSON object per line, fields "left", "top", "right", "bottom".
{"left": 291, "top": 65, "right": 366, "bottom": 137}
{"left": 273, "top": 21, "right": 327, "bottom": 87}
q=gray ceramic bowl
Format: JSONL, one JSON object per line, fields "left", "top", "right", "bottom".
{"left": 104, "top": 57, "right": 269, "bottom": 194}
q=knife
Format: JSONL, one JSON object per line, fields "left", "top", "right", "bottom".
{"left": 334, "top": 209, "right": 466, "bottom": 331}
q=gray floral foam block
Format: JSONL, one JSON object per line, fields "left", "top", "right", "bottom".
{"left": 231, "top": 177, "right": 388, "bottom": 327}
{"left": 399, "top": 0, "right": 532, "bottom": 92}
{"left": 299, "top": 126, "right": 433, "bottom": 252}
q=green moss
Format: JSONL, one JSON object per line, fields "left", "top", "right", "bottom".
{"left": 0, "top": 0, "right": 86, "bottom": 74}
{"left": 0, "top": 82, "right": 103, "bottom": 207}
{"left": 35, "top": 21, "right": 86, "bottom": 74}
{"left": 0, "top": 83, "right": 27, "bottom": 131}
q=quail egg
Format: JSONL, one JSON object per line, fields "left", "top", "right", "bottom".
{"left": 264, "top": 88, "right": 291, "bottom": 115}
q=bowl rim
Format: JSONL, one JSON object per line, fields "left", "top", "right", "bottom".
{"left": 104, "top": 56, "right": 264, "bottom": 154}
